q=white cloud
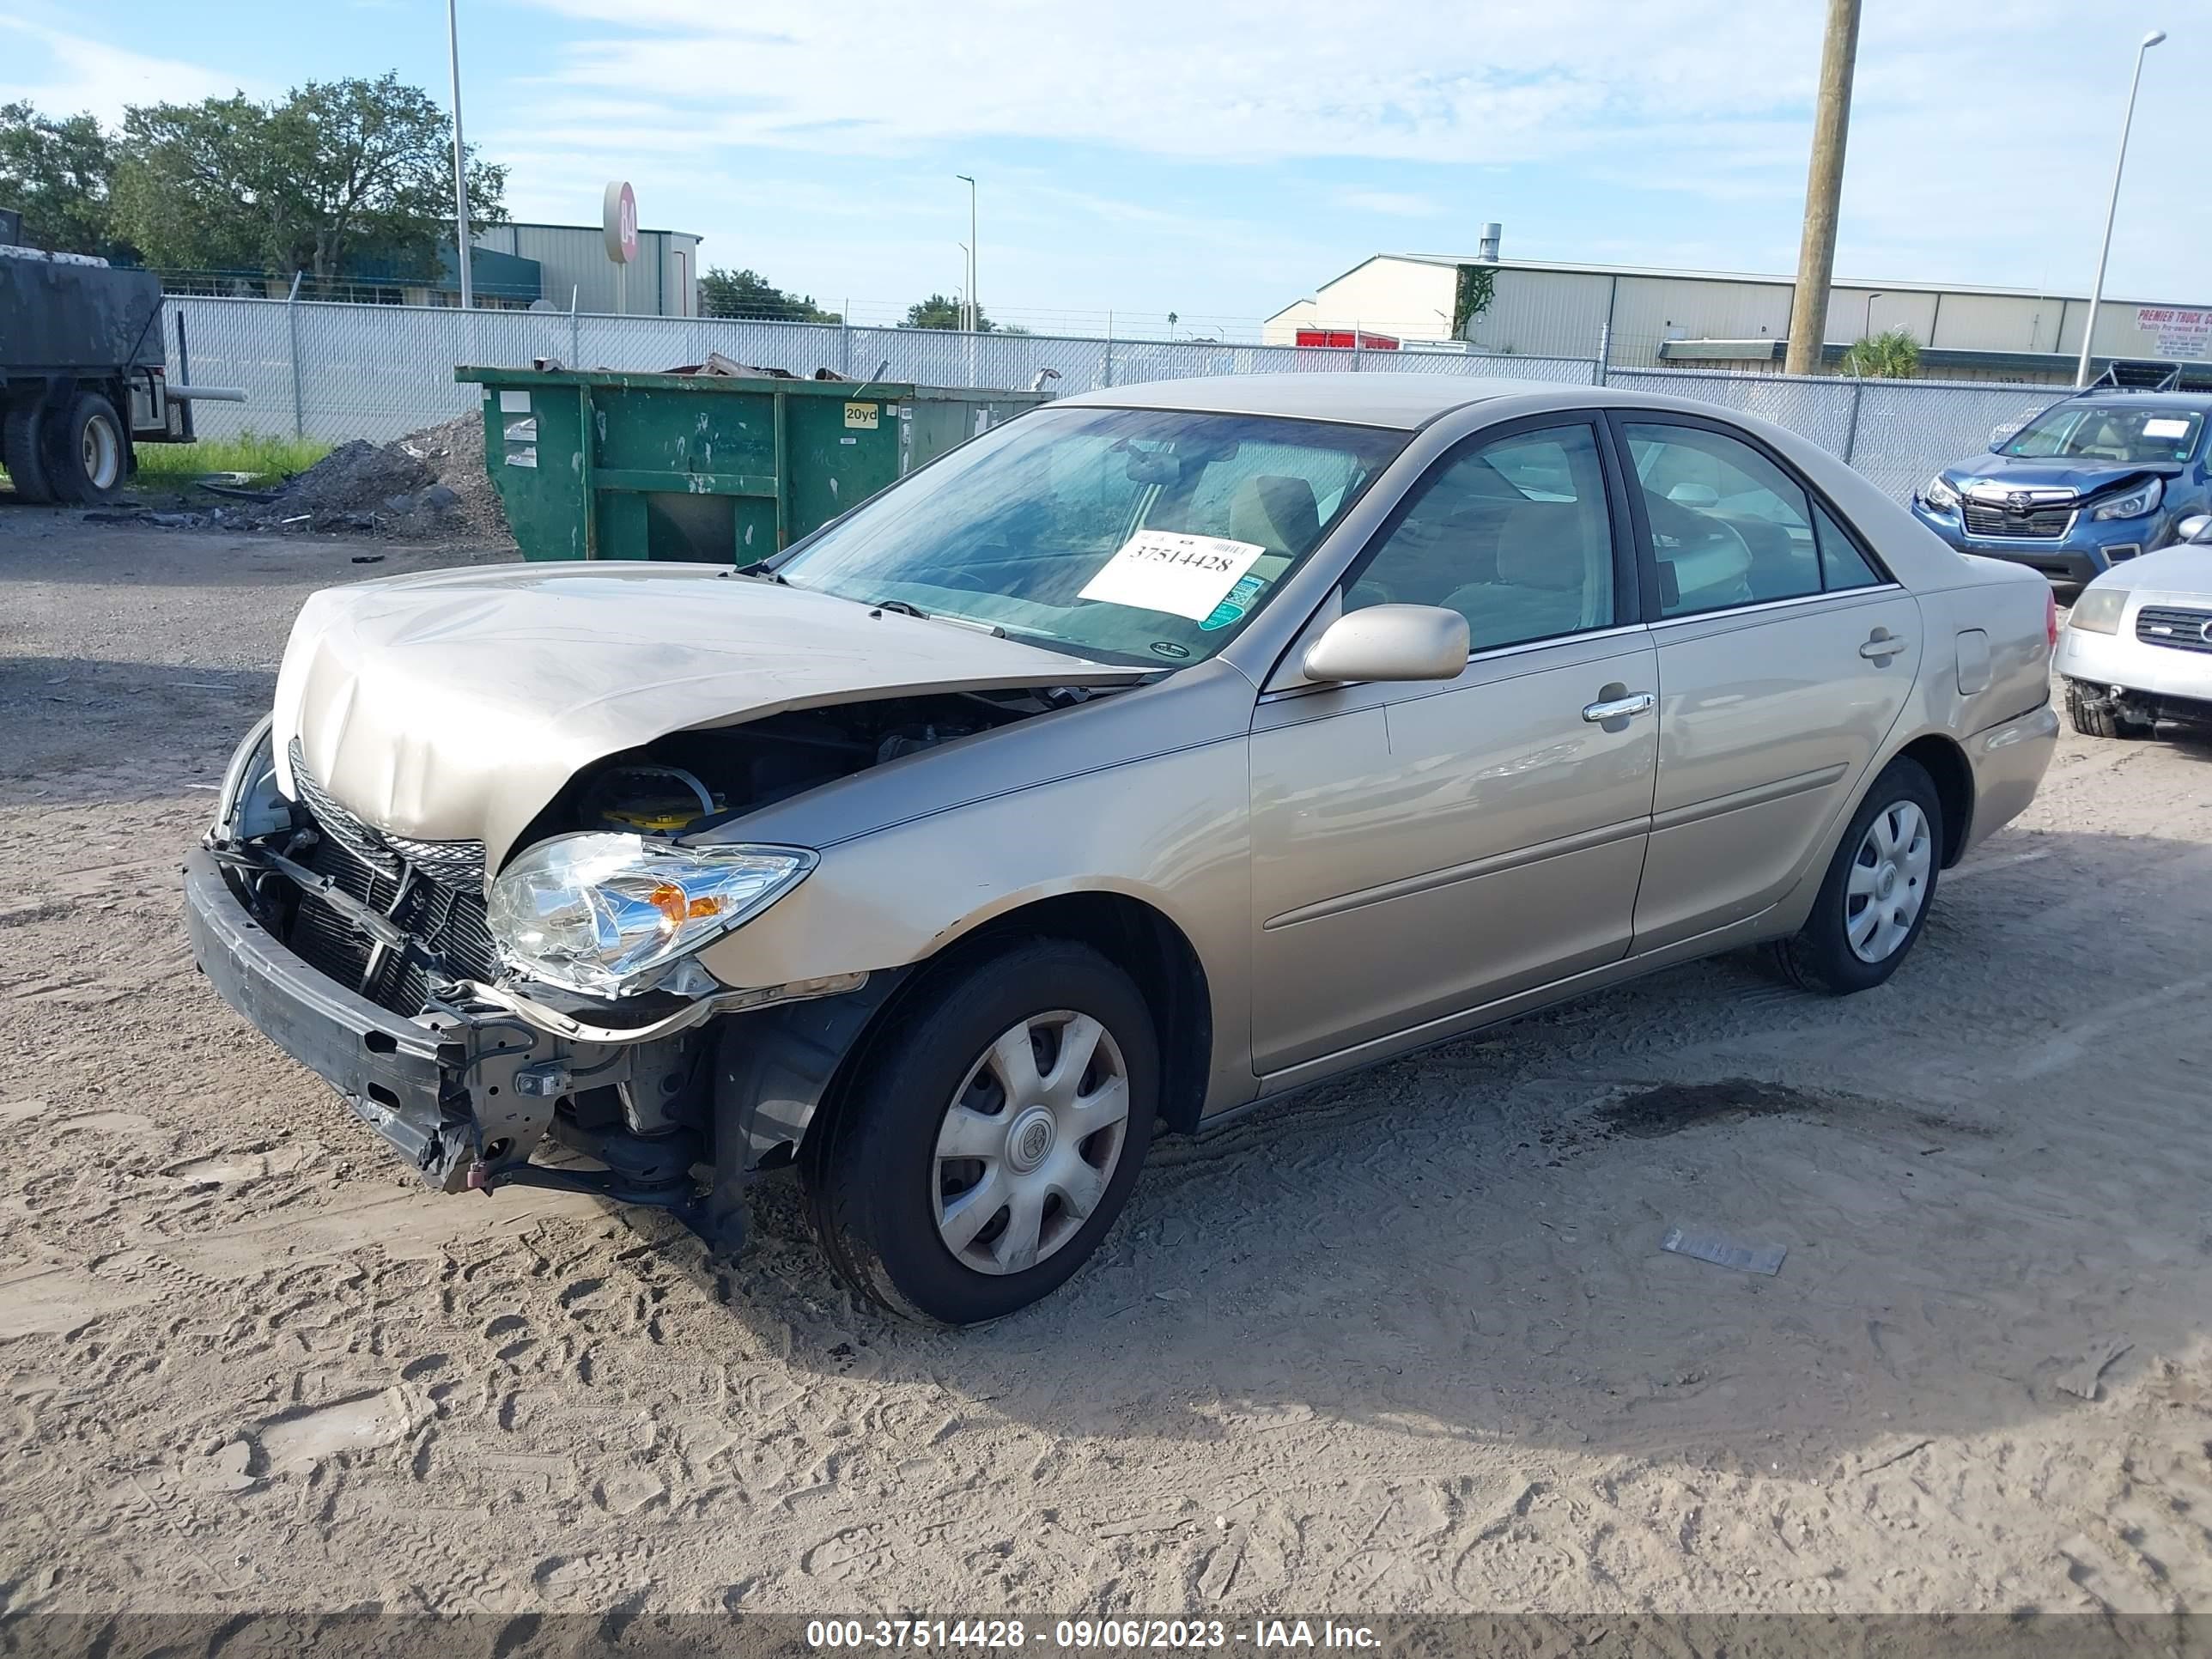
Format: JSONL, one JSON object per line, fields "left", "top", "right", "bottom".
{"left": 1333, "top": 191, "right": 1442, "bottom": 218}
{"left": 0, "top": 18, "right": 263, "bottom": 125}
{"left": 493, "top": 0, "right": 2206, "bottom": 301}
{"left": 509, "top": 0, "right": 1823, "bottom": 164}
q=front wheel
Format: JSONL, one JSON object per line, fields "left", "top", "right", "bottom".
{"left": 805, "top": 939, "right": 1158, "bottom": 1324}
{"left": 1773, "top": 757, "right": 1943, "bottom": 995}
{"left": 2063, "top": 678, "right": 2153, "bottom": 740}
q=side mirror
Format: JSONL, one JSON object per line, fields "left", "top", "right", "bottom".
{"left": 1666, "top": 482, "right": 1720, "bottom": 507}
{"left": 1303, "top": 605, "right": 1470, "bottom": 684}
{"left": 2178, "top": 514, "right": 2212, "bottom": 544}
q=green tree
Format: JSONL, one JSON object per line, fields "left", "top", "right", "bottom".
{"left": 0, "top": 102, "right": 123, "bottom": 256}
{"left": 110, "top": 73, "right": 506, "bottom": 285}
{"left": 904, "top": 293, "right": 996, "bottom": 331}
{"left": 699, "top": 266, "right": 839, "bottom": 322}
{"left": 1839, "top": 327, "right": 1921, "bottom": 379}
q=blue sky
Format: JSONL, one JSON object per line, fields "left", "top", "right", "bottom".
{"left": 3, "top": 1, "right": 2201, "bottom": 336}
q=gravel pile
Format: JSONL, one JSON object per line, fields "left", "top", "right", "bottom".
{"left": 235, "top": 414, "right": 512, "bottom": 544}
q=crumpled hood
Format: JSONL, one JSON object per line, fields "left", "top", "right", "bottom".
{"left": 1945, "top": 452, "right": 2182, "bottom": 501}
{"left": 272, "top": 562, "right": 1143, "bottom": 868}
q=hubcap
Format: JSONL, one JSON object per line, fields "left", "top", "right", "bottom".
{"left": 932, "top": 1009, "right": 1131, "bottom": 1276}
{"left": 82, "top": 414, "right": 120, "bottom": 490}
{"left": 1844, "top": 799, "right": 1932, "bottom": 963}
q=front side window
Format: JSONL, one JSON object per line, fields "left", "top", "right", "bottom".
{"left": 1625, "top": 422, "right": 1826, "bottom": 614}
{"left": 1346, "top": 423, "right": 1617, "bottom": 653}
{"left": 775, "top": 406, "right": 1404, "bottom": 665}
{"left": 1999, "top": 402, "right": 2203, "bottom": 464}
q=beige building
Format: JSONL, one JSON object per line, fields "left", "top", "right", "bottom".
{"left": 1265, "top": 248, "right": 2212, "bottom": 384}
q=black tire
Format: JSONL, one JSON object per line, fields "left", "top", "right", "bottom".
{"left": 2063, "top": 678, "right": 2153, "bottom": 740}
{"left": 40, "top": 390, "right": 127, "bottom": 506}
{"left": 2, "top": 403, "right": 54, "bottom": 503}
{"left": 805, "top": 939, "right": 1158, "bottom": 1325}
{"left": 1773, "top": 757, "right": 1944, "bottom": 996}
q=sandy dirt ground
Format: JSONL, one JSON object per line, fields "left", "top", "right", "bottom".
{"left": 3, "top": 505, "right": 2211, "bottom": 1622}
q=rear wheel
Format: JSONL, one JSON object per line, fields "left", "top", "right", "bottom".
{"left": 2, "top": 403, "right": 54, "bottom": 503}
{"left": 41, "top": 390, "right": 127, "bottom": 506}
{"left": 2063, "top": 678, "right": 2154, "bottom": 740}
{"left": 805, "top": 939, "right": 1158, "bottom": 1324}
{"left": 1774, "top": 757, "right": 1942, "bottom": 995}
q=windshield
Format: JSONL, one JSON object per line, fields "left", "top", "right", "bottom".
{"left": 1999, "top": 403, "right": 2204, "bottom": 465}
{"left": 773, "top": 406, "right": 1406, "bottom": 665}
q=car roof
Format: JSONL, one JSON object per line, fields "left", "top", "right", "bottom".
{"left": 2057, "top": 390, "right": 2212, "bottom": 410}
{"left": 1058, "top": 372, "right": 1552, "bottom": 430}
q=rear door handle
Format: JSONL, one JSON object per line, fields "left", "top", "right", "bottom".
{"left": 1583, "top": 691, "right": 1656, "bottom": 723}
{"left": 1859, "top": 633, "right": 1910, "bottom": 660}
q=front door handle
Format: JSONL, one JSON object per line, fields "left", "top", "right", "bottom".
{"left": 1583, "top": 691, "right": 1656, "bottom": 723}
{"left": 1859, "top": 631, "right": 1910, "bottom": 660}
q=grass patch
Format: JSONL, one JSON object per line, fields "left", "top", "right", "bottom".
{"left": 132, "top": 430, "right": 332, "bottom": 486}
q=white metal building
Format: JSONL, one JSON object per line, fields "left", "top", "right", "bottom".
{"left": 1265, "top": 246, "right": 2212, "bottom": 383}
{"left": 471, "top": 221, "right": 702, "bottom": 317}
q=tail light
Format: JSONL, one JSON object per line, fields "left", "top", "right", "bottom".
{"left": 2045, "top": 589, "right": 2058, "bottom": 652}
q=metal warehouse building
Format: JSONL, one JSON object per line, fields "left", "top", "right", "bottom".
{"left": 1265, "top": 244, "right": 2212, "bottom": 384}
{"left": 469, "top": 221, "right": 702, "bottom": 317}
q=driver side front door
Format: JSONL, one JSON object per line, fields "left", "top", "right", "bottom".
{"left": 1246, "top": 417, "right": 1658, "bottom": 1079}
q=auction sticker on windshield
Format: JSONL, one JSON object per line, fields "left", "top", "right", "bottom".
{"left": 1079, "top": 531, "right": 1266, "bottom": 621}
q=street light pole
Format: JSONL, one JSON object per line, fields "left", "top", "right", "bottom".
{"left": 956, "top": 173, "right": 977, "bottom": 331}
{"left": 446, "top": 0, "right": 473, "bottom": 310}
{"left": 2076, "top": 28, "right": 2166, "bottom": 388}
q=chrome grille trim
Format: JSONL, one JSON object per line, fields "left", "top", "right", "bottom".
{"left": 1961, "top": 501, "right": 2075, "bottom": 541}
{"left": 2136, "top": 605, "right": 2212, "bottom": 655}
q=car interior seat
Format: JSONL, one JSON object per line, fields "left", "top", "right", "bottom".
{"left": 1438, "top": 501, "right": 1595, "bottom": 648}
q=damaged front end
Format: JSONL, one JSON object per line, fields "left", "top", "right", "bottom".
{"left": 182, "top": 716, "right": 889, "bottom": 1247}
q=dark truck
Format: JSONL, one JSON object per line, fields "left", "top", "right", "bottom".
{"left": 0, "top": 219, "right": 239, "bottom": 505}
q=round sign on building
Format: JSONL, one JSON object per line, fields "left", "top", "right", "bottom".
{"left": 603, "top": 181, "right": 638, "bottom": 264}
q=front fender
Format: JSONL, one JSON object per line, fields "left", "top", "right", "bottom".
{"left": 696, "top": 734, "right": 1257, "bottom": 1117}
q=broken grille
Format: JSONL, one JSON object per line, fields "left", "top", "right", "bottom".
{"left": 283, "top": 741, "right": 499, "bottom": 1014}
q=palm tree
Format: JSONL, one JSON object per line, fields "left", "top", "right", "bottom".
{"left": 1840, "top": 327, "right": 1921, "bottom": 379}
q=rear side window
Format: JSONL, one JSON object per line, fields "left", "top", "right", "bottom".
{"left": 1624, "top": 422, "right": 1821, "bottom": 614}
{"left": 1814, "top": 504, "right": 1885, "bottom": 590}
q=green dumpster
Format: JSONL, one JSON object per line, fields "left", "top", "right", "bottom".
{"left": 453, "top": 367, "right": 1044, "bottom": 562}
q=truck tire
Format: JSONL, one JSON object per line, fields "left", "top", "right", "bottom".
{"left": 2, "top": 404, "right": 55, "bottom": 503}
{"left": 2063, "top": 678, "right": 2152, "bottom": 740}
{"left": 40, "top": 390, "right": 128, "bottom": 506}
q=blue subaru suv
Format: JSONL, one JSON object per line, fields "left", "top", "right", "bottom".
{"left": 1910, "top": 390, "right": 2212, "bottom": 583}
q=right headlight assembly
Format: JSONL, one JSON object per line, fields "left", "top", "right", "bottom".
{"left": 1919, "top": 475, "right": 1961, "bottom": 513}
{"left": 486, "top": 833, "right": 816, "bottom": 998}
{"left": 2067, "top": 586, "right": 2129, "bottom": 635}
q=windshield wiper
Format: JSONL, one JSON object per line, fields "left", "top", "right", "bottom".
{"left": 865, "top": 596, "right": 1006, "bottom": 638}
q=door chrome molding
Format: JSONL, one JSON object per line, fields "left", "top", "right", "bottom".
{"left": 1646, "top": 584, "right": 1905, "bottom": 632}
{"left": 1647, "top": 763, "right": 1850, "bottom": 835}
{"left": 1261, "top": 814, "right": 1652, "bottom": 931}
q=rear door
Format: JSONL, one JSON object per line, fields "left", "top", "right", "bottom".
{"left": 1610, "top": 413, "right": 1921, "bottom": 951}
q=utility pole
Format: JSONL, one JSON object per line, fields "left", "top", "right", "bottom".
{"left": 1783, "top": 0, "right": 1861, "bottom": 375}
{"left": 446, "top": 0, "right": 474, "bottom": 309}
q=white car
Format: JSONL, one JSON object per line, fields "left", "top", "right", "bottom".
{"left": 2055, "top": 516, "right": 2212, "bottom": 738}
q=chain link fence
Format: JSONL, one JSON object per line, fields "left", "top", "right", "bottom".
{"left": 167, "top": 295, "right": 2060, "bottom": 501}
